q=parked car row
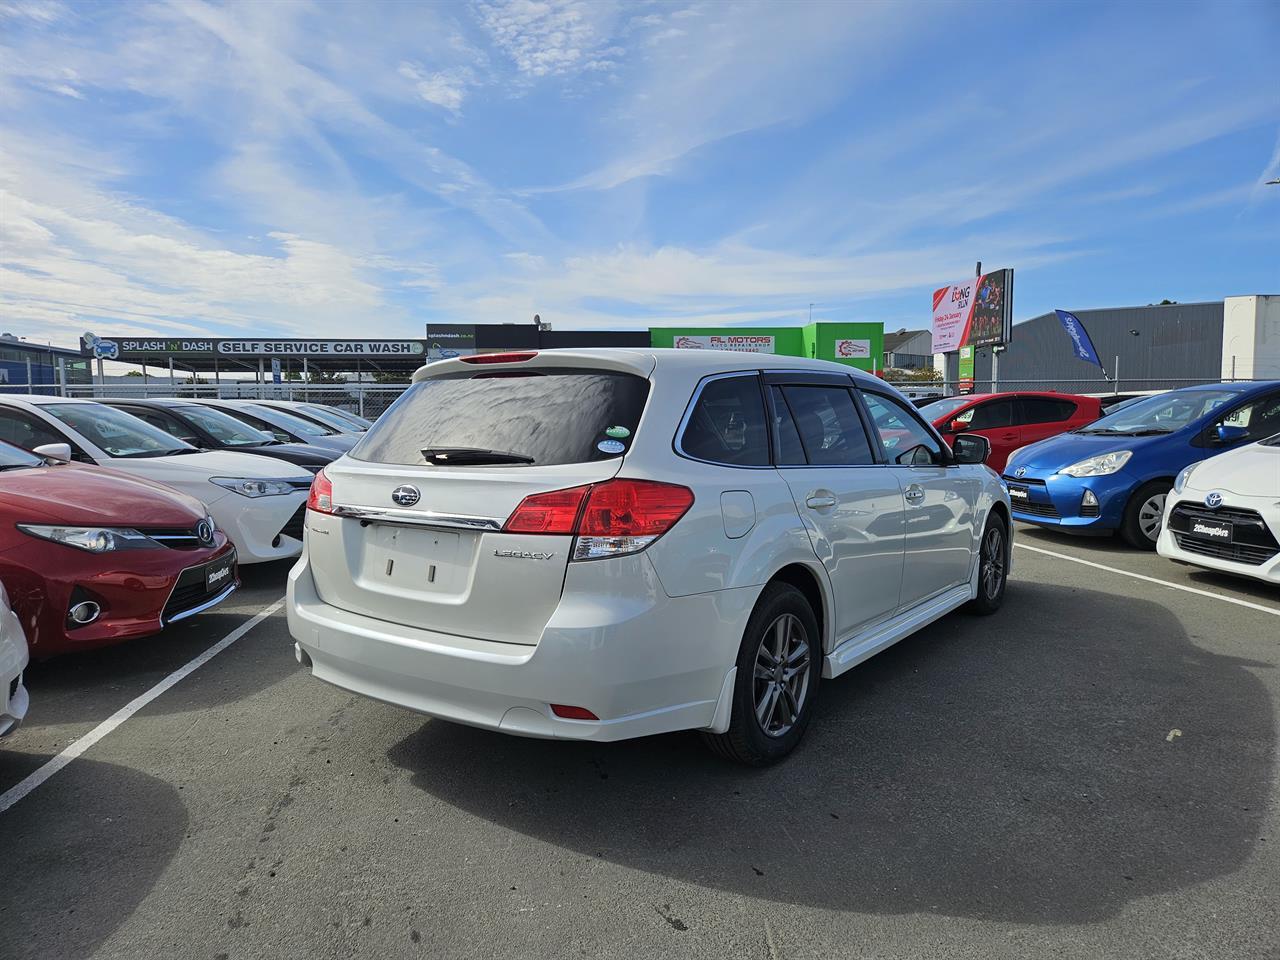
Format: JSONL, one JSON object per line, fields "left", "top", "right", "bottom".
{"left": 0, "top": 397, "right": 363, "bottom": 670}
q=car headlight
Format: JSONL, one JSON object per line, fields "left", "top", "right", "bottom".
{"left": 210, "top": 477, "right": 299, "bottom": 498}
{"left": 1173, "top": 462, "right": 1200, "bottom": 494}
{"left": 17, "top": 524, "right": 162, "bottom": 553}
{"left": 1059, "top": 450, "right": 1132, "bottom": 478}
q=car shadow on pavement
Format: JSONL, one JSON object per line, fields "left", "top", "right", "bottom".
{"left": 0, "top": 758, "right": 187, "bottom": 960}
{"left": 386, "top": 582, "right": 1274, "bottom": 925}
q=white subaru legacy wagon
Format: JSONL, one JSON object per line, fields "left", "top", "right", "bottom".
{"left": 288, "top": 349, "right": 1011, "bottom": 764}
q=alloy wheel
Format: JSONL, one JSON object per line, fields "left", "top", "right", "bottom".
{"left": 753, "top": 613, "right": 812, "bottom": 738}
{"left": 981, "top": 525, "right": 1005, "bottom": 600}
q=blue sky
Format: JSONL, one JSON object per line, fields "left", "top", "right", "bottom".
{"left": 1, "top": 0, "right": 1277, "bottom": 349}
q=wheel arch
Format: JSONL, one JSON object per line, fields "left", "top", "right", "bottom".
{"left": 763, "top": 562, "right": 831, "bottom": 654}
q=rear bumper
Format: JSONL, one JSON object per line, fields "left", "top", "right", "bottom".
{"left": 287, "top": 552, "right": 756, "bottom": 742}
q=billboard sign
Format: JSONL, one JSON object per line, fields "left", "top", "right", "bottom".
{"left": 426, "top": 323, "right": 476, "bottom": 359}
{"left": 930, "top": 268, "right": 1014, "bottom": 352}
{"left": 673, "top": 335, "right": 776, "bottom": 353}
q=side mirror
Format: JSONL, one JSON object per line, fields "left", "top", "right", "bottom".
{"left": 947, "top": 419, "right": 967, "bottom": 434}
{"left": 1214, "top": 424, "right": 1249, "bottom": 445}
{"left": 33, "top": 442, "right": 72, "bottom": 461}
{"left": 951, "top": 433, "right": 990, "bottom": 465}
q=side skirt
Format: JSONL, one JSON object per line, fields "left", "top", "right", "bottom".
{"left": 822, "top": 582, "right": 973, "bottom": 680}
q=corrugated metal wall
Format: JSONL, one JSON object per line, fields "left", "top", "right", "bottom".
{"left": 944, "top": 301, "right": 1225, "bottom": 392}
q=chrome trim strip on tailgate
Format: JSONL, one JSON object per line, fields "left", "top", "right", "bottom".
{"left": 331, "top": 505, "right": 504, "bottom": 531}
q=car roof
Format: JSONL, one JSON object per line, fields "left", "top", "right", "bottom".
{"left": 0, "top": 394, "right": 95, "bottom": 405}
{"left": 420, "top": 347, "right": 890, "bottom": 386}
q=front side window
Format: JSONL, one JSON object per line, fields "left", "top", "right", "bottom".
{"left": 777, "top": 385, "right": 874, "bottom": 466}
{"left": 354, "top": 368, "right": 651, "bottom": 467}
{"left": 861, "top": 391, "right": 945, "bottom": 466}
{"left": 125, "top": 407, "right": 200, "bottom": 444}
{"left": 681, "top": 375, "right": 769, "bottom": 466}
{"left": 42, "top": 403, "right": 194, "bottom": 458}
{"left": 1216, "top": 392, "right": 1280, "bottom": 442}
{"left": 952, "top": 398, "right": 1015, "bottom": 431}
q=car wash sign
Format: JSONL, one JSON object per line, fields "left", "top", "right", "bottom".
{"left": 216, "top": 340, "right": 425, "bottom": 357}
{"left": 672, "top": 335, "right": 776, "bottom": 353}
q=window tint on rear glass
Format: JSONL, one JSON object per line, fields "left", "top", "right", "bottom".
{"left": 769, "top": 386, "right": 806, "bottom": 465}
{"left": 680, "top": 375, "right": 769, "bottom": 466}
{"left": 953, "top": 398, "right": 1014, "bottom": 431}
{"left": 352, "top": 368, "right": 650, "bottom": 467}
{"left": 779, "top": 385, "right": 875, "bottom": 466}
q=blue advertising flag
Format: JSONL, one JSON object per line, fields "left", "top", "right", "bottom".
{"left": 1054, "top": 310, "right": 1103, "bottom": 370}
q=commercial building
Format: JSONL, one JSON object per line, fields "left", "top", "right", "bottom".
{"left": 943, "top": 295, "right": 1279, "bottom": 393}
{"left": 650, "top": 322, "right": 885, "bottom": 373}
{"left": 0, "top": 335, "right": 91, "bottom": 392}
{"left": 883, "top": 329, "right": 934, "bottom": 370}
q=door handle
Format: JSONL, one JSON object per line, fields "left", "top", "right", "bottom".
{"left": 904, "top": 485, "right": 925, "bottom": 503}
{"left": 805, "top": 494, "right": 838, "bottom": 509}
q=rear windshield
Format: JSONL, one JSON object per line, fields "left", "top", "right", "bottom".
{"left": 350, "top": 368, "right": 651, "bottom": 467}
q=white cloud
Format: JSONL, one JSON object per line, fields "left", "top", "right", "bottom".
{"left": 398, "top": 62, "right": 475, "bottom": 113}
{"left": 472, "top": 0, "right": 625, "bottom": 79}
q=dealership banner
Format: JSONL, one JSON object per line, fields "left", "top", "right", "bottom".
{"left": 1054, "top": 310, "right": 1104, "bottom": 369}
{"left": 930, "top": 269, "right": 1013, "bottom": 353}
{"left": 673, "top": 335, "right": 776, "bottom": 353}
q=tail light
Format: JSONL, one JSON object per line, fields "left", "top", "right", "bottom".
{"left": 307, "top": 468, "right": 334, "bottom": 514}
{"left": 503, "top": 478, "right": 693, "bottom": 560}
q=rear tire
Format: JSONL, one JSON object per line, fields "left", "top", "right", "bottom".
{"left": 702, "top": 582, "right": 821, "bottom": 766}
{"left": 1120, "top": 481, "right": 1170, "bottom": 550}
{"left": 965, "top": 512, "right": 1008, "bottom": 615}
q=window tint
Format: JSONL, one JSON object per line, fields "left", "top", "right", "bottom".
{"left": 354, "top": 368, "right": 651, "bottom": 467}
{"left": 680, "top": 375, "right": 769, "bottom": 466}
{"left": 1019, "top": 397, "right": 1077, "bottom": 424}
{"left": 0, "top": 409, "right": 66, "bottom": 452}
{"left": 1217, "top": 392, "right": 1280, "bottom": 442}
{"left": 952, "top": 398, "right": 1014, "bottom": 431}
{"left": 779, "top": 385, "right": 875, "bottom": 466}
{"left": 769, "top": 386, "right": 807, "bottom": 465}
{"left": 861, "top": 391, "right": 945, "bottom": 466}
{"left": 125, "top": 407, "right": 200, "bottom": 444}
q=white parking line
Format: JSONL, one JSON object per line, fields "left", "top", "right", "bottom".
{"left": 0, "top": 598, "right": 284, "bottom": 816}
{"left": 1014, "top": 543, "right": 1280, "bottom": 618}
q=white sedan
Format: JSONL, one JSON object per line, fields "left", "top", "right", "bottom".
{"left": 1, "top": 579, "right": 30, "bottom": 738}
{"left": 0, "top": 396, "right": 312, "bottom": 565}
{"left": 1158, "top": 433, "right": 1280, "bottom": 584}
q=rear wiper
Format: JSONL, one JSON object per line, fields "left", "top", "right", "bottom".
{"left": 421, "top": 446, "right": 535, "bottom": 465}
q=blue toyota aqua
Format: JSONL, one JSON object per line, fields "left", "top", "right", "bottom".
{"left": 1002, "top": 381, "right": 1280, "bottom": 549}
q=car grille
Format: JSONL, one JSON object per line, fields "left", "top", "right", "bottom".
{"left": 1169, "top": 502, "right": 1279, "bottom": 567}
{"left": 275, "top": 503, "right": 306, "bottom": 543}
{"left": 1002, "top": 474, "right": 1047, "bottom": 487}
{"left": 1172, "top": 535, "right": 1278, "bottom": 566}
{"left": 1013, "top": 500, "right": 1060, "bottom": 518}
{"left": 163, "top": 567, "right": 230, "bottom": 622}
{"left": 141, "top": 524, "right": 212, "bottom": 549}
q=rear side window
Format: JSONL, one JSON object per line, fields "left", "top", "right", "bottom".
{"left": 353, "top": 368, "right": 650, "bottom": 466}
{"left": 1020, "top": 397, "right": 1077, "bottom": 424}
{"left": 680, "top": 375, "right": 769, "bottom": 466}
{"left": 779, "top": 385, "right": 875, "bottom": 466}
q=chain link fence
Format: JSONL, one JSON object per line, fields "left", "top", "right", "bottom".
{"left": 3, "top": 374, "right": 1267, "bottom": 422}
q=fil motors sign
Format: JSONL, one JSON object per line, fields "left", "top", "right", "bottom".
{"left": 673, "top": 335, "right": 776, "bottom": 353}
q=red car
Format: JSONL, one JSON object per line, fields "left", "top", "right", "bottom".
{"left": 0, "top": 441, "right": 239, "bottom": 658}
{"left": 920, "top": 392, "right": 1103, "bottom": 473}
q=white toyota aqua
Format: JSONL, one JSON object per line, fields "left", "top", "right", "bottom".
{"left": 289, "top": 349, "right": 1011, "bottom": 764}
{"left": 0, "top": 396, "right": 312, "bottom": 564}
{"left": 1158, "top": 432, "right": 1280, "bottom": 584}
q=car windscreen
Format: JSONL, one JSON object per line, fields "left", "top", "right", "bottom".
{"left": 350, "top": 368, "right": 650, "bottom": 466}
{"left": 1077, "top": 390, "right": 1239, "bottom": 435}
{"left": 43, "top": 403, "right": 196, "bottom": 457}
{"left": 310, "top": 405, "right": 370, "bottom": 429}
{"left": 242, "top": 404, "right": 333, "bottom": 436}
{"left": 286, "top": 403, "right": 361, "bottom": 432}
{"left": 178, "top": 405, "right": 275, "bottom": 446}
{"left": 0, "top": 439, "right": 43, "bottom": 470}
{"left": 917, "top": 396, "right": 972, "bottom": 420}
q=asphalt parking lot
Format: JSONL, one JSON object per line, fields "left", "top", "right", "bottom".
{"left": 1, "top": 526, "right": 1277, "bottom": 960}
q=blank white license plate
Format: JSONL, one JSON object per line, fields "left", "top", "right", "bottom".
{"left": 366, "top": 525, "right": 461, "bottom": 589}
